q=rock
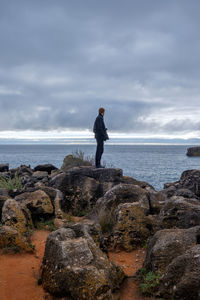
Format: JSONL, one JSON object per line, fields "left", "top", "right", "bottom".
{"left": 186, "top": 146, "right": 200, "bottom": 156}
{"left": 2, "top": 198, "right": 33, "bottom": 233}
{"left": 15, "top": 190, "right": 54, "bottom": 222}
{"left": 10, "top": 165, "right": 33, "bottom": 176}
{"left": 110, "top": 202, "right": 153, "bottom": 251}
{"left": 61, "top": 154, "right": 92, "bottom": 172}
{"left": 0, "top": 195, "right": 9, "bottom": 221}
{"left": 143, "top": 226, "right": 200, "bottom": 274}
{"left": 0, "top": 225, "right": 32, "bottom": 252}
{"left": 122, "top": 176, "right": 155, "bottom": 190}
{"left": 32, "top": 171, "right": 49, "bottom": 180}
{"left": 34, "top": 164, "right": 58, "bottom": 174}
{"left": 158, "top": 196, "right": 200, "bottom": 229}
{"left": 91, "top": 184, "right": 163, "bottom": 251}
{"left": 50, "top": 167, "right": 123, "bottom": 214}
{"left": 42, "top": 225, "right": 125, "bottom": 299}
{"left": 0, "top": 164, "right": 9, "bottom": 172}
{"left": 159, "top": 245, "right": 200, "bottom": 300}
{"left": 163, "top": 169, "right": 200, "bottom": 198}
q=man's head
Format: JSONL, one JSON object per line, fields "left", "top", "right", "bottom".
{"left": 99, "top": 107, "right": 105, "bottom": 115}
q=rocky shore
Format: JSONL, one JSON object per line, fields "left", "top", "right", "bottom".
{"left": 0, "top": 155, "right": 200, "bottom": 299}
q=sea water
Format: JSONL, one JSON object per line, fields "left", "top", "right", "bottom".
{"left": 0, "top": 143, "right": 200, "bottom": 190}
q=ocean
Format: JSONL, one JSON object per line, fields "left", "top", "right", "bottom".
{"left": 0, "top": 143, "right": 200, "bottom": 190}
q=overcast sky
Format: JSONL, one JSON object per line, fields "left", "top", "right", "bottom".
{"left": 0, "top": 0, "right": 200, "bottom": 139}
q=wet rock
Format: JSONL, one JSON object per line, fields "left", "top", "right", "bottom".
{"left": 186, "top": 146, "right": 200, "bottom": 156}
{"left": 159, "top": 245, "right": 200, "bottom": 300}
{"left": 42, "top": 225, "right": 124, "bottom": 299}
{"left": 15, "top": 190, "right": 54, "bottom": 221}
{"left": 143, "top": 226, "right": 200, "bottom": 274}
{"left": 50, "top": 167, "right": 123, "bottom": 214}
{"left": 61, "top": 154, "right": 92, "bottom": 172}
{"left": 2, "top": 198, "right": 33, "bottom": 233}
{"left": 34, "top": 163, "right": 58, "bottom": 174}
{"left": 158, "top": 196, "right": 200, "bottom": 229}
{"left": 0, "top": 163, "right": 9, "bottom": 172}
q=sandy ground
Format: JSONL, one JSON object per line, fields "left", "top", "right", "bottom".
{"left": 109, "top": 250, "right": 156, "bottom": 300}
{"left": 0, "top": 230, "right": 155, "bottom": 300}
{"left": 0, "top": 230, "right": 50, "bottom": 300}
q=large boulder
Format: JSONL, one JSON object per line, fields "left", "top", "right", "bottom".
{"left": 110, "top": 202, "right": 153, "bottom": 251}
{"left": 143, "top": 226, "right": 200, "bottom": 274}
{"left": 91, "top": 184, "right": 162, "bottom": 251}
{"left": 50, "top": 167, "right": 123, "bottom": 214}
{"left": 61, "top": 154, "right": 92, "bottom": 172}
{"left": 158, "top": 196, "right": 200, "bottom": 229}
{"left": 2, "top": 198, "right": 33, "bottom": 233}
{"left": 186, "top": 146, "right": 200, "bottom": 156}
{"left": 159, "top": 245, "right": 200, "bottom": 300}
{"left": 42, "top": 224, "right": 125, "bottom": 299}
{"left": 15, "top": 190, "right": 54, "bottom": 222}
{"left": 34, "top": 163, "right": 57, "bottom": 174}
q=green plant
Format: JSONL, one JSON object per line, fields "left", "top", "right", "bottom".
{"left": 138, "top": 267, "right": 161, "bottom": 296}
{"left": 35, "top": 218, "right": 56, "bottom": 231}
{"left": 0, "top": 174, "right": 22, "bottom": 190}
{"left": 99, "top": 213, "right": 115, "bottom": 234}
{"left": 72, "top": 149, "right": 94, "bottom": 165}
{"left": 30, "top": 243, "right": 35, "bottom": 250}
{"left": 0, "top": 223, "right": 3, "bottom": 227}
{"left": 73, "top": 209, "right": 88, "bottom": 217}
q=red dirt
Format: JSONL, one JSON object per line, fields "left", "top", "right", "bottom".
{"left": 109, "top": 250, "right": 156, "bottom": 300}
{"left": 0, "top": 230, "right": 50, "bottom": 300}
{"left": 0, "top": 230, "right": 155, "bottom": 300}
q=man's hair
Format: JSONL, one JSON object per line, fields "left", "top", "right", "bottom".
{"left": 99, "top": 107, "right": 105, "bottom": 114}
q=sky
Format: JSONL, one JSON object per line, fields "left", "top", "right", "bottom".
{"left": 0, "top": 0, "right": 200, "bottom": 140}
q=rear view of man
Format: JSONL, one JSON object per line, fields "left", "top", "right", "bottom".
{"left": 93, "top": 107, "right": 109, "bottom": 168}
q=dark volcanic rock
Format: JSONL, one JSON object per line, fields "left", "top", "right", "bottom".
{"left": 42, "top": 224, "right": 125, "bottom": 299}
{"left": 49, "top": 167, "right": 123, "bottom": 213}
{"left": 143, "top": 226, "right": 200, "bottom": 275}
{"left": 0, "top": 164, "right": 9, "bottom": 172}
{"left": 162, "top": 169, "right": 200, "bottom": 199}
{"left": 187, "top": 146, "right": 200, "bottom": 156}
{"left": 158, "top": 196, "right": 200, "bottom": 229}
{"left": 34, "top": 163, "right": 57, "bottom": 174}
{"left": 159, "top": 245, "right": 200, "bottom": 300}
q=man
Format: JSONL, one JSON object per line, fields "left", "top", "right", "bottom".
{"left": 93, "top": 107, "right": 109, "bottom": 168}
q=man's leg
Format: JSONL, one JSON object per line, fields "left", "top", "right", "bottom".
{"left": 95, "top": 138, "right": 104, "bottom": 167}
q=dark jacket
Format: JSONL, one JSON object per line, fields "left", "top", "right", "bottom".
{"left": 93, "top": 114, "right": 109, "bottom": 141}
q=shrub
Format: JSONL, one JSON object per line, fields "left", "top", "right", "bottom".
{"left": 35, "top": 218, "right": 56, "bottom": 232}
{"left": 0, "top": 174, "right": 22, "bottom": 190}
{"left": 138, "top": 267, "right": 161, "bottom": 296}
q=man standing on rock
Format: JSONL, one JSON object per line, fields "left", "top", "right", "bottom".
{"left": 93, "top": 107, "right": 109, "bottom": 168}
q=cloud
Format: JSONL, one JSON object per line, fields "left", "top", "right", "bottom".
{"left": 0, "top": 0, "right": 200, "bottom": 137}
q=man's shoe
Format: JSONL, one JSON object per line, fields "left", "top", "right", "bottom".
{"left": 96, "top": 165, "right": 105, "bottom": 168}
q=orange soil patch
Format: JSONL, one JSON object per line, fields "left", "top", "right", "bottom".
{"left": 0, "top": 230, "right": 50, "bottom": 300}
{"left": 109, "top": 250, "right": 156, "bottom": 300}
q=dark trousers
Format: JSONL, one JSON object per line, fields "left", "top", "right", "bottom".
{"left": 95, "top": 138, "right": 104, "bottom": 167}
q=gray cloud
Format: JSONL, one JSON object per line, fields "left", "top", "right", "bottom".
{"left": 0, "top": 0, "right": 200, "bottom": 137}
